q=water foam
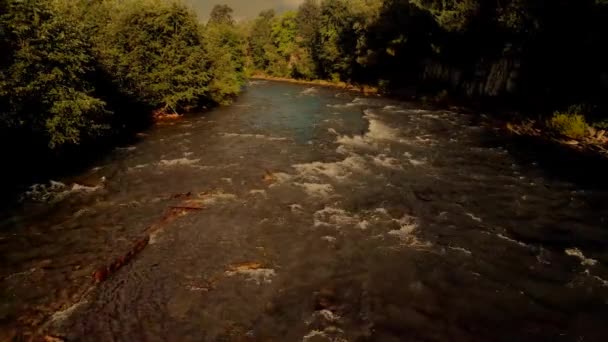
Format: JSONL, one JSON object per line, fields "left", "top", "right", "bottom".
{"left": 158, "top": 158, "right": 201, "bottom": 167}
{"left": 388, "top": 216, "right": 418, "bottom": 239}
{"left": 321, "top": 236, "right": 337, "bottom": 243}
{"left": 293, "top": 156, "right": 369, "bottom": 182}
{"left": 295, "top": 183, "right": 334, "bottom": 198}
{"left": 22, "top": 180, "right": 104, "bottom": 202}
{"left": 496, "top": 234, "right": 529, "bottom": 248}
{"left": 196, "top": 192, "right": 237, "bottom": 206}
{"left": 335, "top": 110, "right": 405, "bottom": 154}
{"left": 300, "top": 87, "right": 318, "bottom": 95}
{"left": 449, "top": 246, "right": 473, "bottom": 255}
{"left": 372, "top": 154, "right": 402, "bottom": 170}
{"left": 565, "top": 248, "right": 598, "bottom": 266}
{"left": 466, "top": 213, "right": 483, "bottom": 222}
{"left": 313, "top": 207, "right": 360, "bottom": 228}
{"left": 249, "top": 189, "right": 267, "bottom": 196}
{"left": 289, "top": 204, "right": 304, "bottom": 213}
{"left": 225, "top": 268, "right": 276, "bottom": 284}
{"left": 220, "top": 133, "right": 289, "bottom": 141}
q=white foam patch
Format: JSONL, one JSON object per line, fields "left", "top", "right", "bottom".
{"left": 565, "top": 248, "right": 598, "bottom": 266}
{"left": 303, "top": 330, "right": 328, "bottom": 341}
{"left": 593, "top": 275, "right": 608, "bottom": 287}
{"left": 496, "top": 234, "right": 529, "bottom": 248}
{"left": 466, "top": 213, "right": 483, "bottom": 222}
{"left": 449, "top": 246, "right": 473, "bottom": 255}
{"left": 336, "top": 134, "right": 377, "bottom": 151}
{"left": 372, "top": 154, "right": 402, "bottom": 170}
{"left": 49, "top": 297, "right": 89, "bottom": 324}
{"left": 289, "top": 204, "right": 304, "bottom": 213}
{"left": 422, "top": 114, "right": 442, "bottom": 119}
{"left": 22, "top": 180, "right": 104, "bottom": 202}
{"left": 382, "top": 105, "right": 401, "bottom": 111}
{"left": 300, "top": 87, "right": 318, "bottom": 95}
{"left": 198, "top": 192, "right": 237, "bottom": 206}
{"left": 73, "top": 208, "right": 92, "bottom": 218}
{"left": 415, "top": 135, "right": 436, "bottom": 144}
{"left": 271, "top": 172, "right": 293, "bottom": 184}
{"left": 336, "top": 110, "right": 406, "bottom": 154}
{"left": 408, "top": 159, "right": 427, "bottom": 166}
{"left": 158, "top": 158, "right": 201, "bottom": 167}
{"left": 295, "top": 183, "right": 334, "bottom": 198}
{"left": 116, "top": 146, "right": 136, "bottom": 152}
{"left": 249, "top": 189, "right": 267, "bottom": 196}
{"left": 130, "top": 163, "right": 149, "bottom": 171}
{"left": 316, "top": 309, "right": 341, "bottom": 322}
{"left": 388, "top": 216, "right": 418, "bottom": 238}
{"left": 293, "top": 156, "right": 369, "bottom": 182}
{"left": 70, "top": 183, "right": 102, "bottom": 192}
{"left": 387, "top": 216, "right": 431, "bottom": 249}
{"left": 220, "top": 133, "right": 289, "bottom": 141}
{"left": 249, "top": 80, "right": 267, "bottom": 86}
{"left": 357, "top": 220, "right": 370, "bottom": 230}
{"left": 375, "top": 208, "right": 390, "bottom": 216}
{"left": 313, "top": 207, "right": 360, "bottom": 228}
{"left": 366, "top": 115, "right": 402, "bottom": 142}
{"left": 321, "top": 236, "right": 337, "bottom": 243}
{"left": 225, "top": 268, "right": 276, "bottom": 284}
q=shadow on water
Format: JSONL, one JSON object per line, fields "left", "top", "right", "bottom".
{"left": 504, "top": 134, "right": 608, "bottom": 191}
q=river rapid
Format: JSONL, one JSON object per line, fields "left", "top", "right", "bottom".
{"left": 1, "top": 80, "right": 608, "bottom": 341}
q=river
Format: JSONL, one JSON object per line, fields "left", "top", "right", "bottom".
{"left": 1, "top": 80, "right": 608, "bottom": 341}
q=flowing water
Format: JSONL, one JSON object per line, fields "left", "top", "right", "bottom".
{"left": 1, "top": 81, "right": 608, "bottom": 341}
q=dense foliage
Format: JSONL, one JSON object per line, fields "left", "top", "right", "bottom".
{"left": 245, "top": 0, "right": 607, "bottom": 120}
{"left": 1, "top": 0, "right": 607, "bottom": 163}
{"left": 0, "top": 0, "right": 245, "bottom": 152}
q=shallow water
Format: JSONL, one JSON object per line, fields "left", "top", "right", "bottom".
{"left": 1, "top": 81, "right": 608, "bottom": 341}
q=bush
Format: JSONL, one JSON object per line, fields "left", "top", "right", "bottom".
{"left": 546, "top": 112, "right": 588, "bottom": 139}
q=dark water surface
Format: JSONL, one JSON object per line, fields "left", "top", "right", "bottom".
{"left": 1, "top": 81, "right": 608, "bottom": 341}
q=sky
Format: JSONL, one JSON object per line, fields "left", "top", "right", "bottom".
{"left": 184, "top": 0, "right": 304, "bottom": 21}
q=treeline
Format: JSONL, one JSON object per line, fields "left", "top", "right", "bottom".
{"left": 0, "top": 0, "right": 245, "bottom": 154}
{"left": 245, "top": 0, "right": 607, "bottom": 124}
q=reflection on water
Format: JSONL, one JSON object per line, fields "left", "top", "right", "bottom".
{"left": 1, "top": 81, "right": 608, "bottom": 340}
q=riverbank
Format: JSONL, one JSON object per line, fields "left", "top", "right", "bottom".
{"left": 250, "top": 74, "right": 379, "bottom": 95}
{"left": 503, "top": 119, "right": 608, "bottom": 157}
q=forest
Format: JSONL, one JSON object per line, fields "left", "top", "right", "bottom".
{"left": 0, "top": 0, "right": 245, "bottom": 183}
{"left": 1, "top": 0, "right": 607, "bottom": 172}
{"left": 246, "top": 0, "right": 607, "bottom": 135}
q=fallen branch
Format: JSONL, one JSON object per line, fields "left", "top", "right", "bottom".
{"left": 92, "top": 236, "right": 149, "bottom": 283}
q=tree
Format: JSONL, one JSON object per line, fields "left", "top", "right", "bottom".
{"left": 0, "top": 0, "right": 108, "bottom": 148}
{"left": 93, "top": 0, "right": 211, "bottom": 112}
{"left": 248, "top": 9, "right": 276, "bottom": 72}
{"left": 204, "top": 5, "right": 246, "bottom": 103}
{"left": 208, "top": 4, "right": 235, "bottom": 26}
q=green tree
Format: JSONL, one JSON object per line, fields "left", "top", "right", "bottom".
{"left": 0, "top": 0, "right": 108, "bottom": 148}
{"left": 93, "top": 0, "right": 211, "bottom": 112}
{"left": 248, "top": 9, "right": 276, "bottom": 72}
{"left": 204, "top": 5, "right": 246, "bottom": 104}
{"left": 208, "top": 4, "right": 235, "bottom": 26}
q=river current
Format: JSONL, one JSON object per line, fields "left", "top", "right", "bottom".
{"left": 1, "top": 81, "right": 608, "bottom": 341}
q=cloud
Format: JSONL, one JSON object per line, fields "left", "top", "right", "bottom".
{"left": 184, "top": 0, "right": 304, "bottom": 20}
